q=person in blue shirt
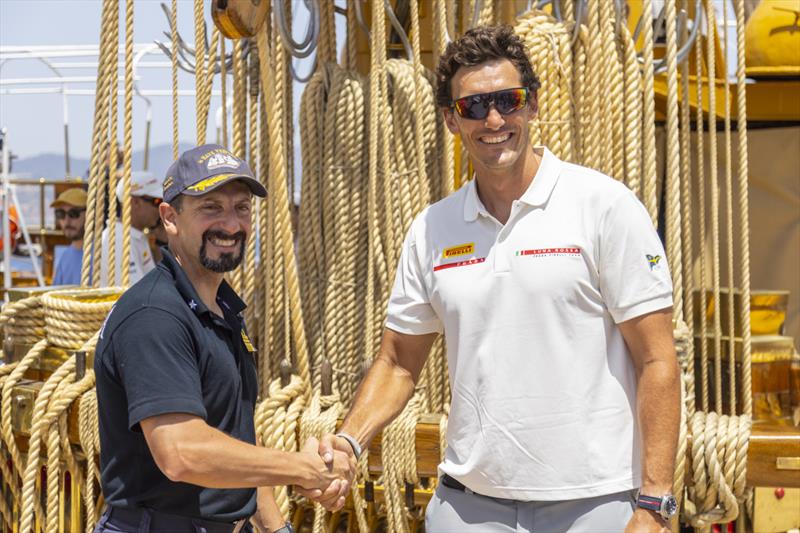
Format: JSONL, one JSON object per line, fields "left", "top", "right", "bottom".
{"left": 51, "top": 188, "right": 87, "bottom": 286}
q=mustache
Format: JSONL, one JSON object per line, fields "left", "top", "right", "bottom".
{"left": 202, "top": 229, "right": 246, "bottom": 244}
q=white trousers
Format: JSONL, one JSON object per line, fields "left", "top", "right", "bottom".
{"left": 425, "top": 483, "right": 636, "bottom": 533}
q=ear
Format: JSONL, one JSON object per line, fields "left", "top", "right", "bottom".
{"left": 159, "top": 202, "right": 179, "bottom": 236}
{"left": 442, "top": 107, "right": 460, "bottom": 135}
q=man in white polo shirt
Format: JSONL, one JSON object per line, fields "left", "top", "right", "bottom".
{"left": 100, "top": 171, "right": 163, "bottom": 286}
{"left": 323, "top": 25, "right": 680, "bottom": 532}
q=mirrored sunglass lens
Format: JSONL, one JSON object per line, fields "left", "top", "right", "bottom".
{"left": 55, "top": 209, "right": 66, "bottom": 219}
{"left": 496, "top": 89, "right": 525, "bottom": 113}
{"left": 463, "top": 95, "right": 491, "bottom": 119}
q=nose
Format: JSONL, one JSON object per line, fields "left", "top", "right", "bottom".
{"left": 484, "top": 106, "right": 505, "bottom": 130}
{"left": 218, "top": 214, "right": 243, "bottom": 235}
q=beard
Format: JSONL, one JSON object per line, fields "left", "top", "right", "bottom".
{"left": 63, "top": 226, "right": 84, "bottom": 242}
{"left": 199, "top": 229, "right": 246, "bottom": 273}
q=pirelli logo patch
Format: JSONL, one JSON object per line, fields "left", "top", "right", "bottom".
{"left": 442, "top": 243, "right": 474, "bottom": 259}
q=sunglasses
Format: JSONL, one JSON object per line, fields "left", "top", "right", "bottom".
{"left": 55, "top": 208, "right": 85, "bottom": 220}
{"left": 452, "top": 87, "right": 529, "bottom": 120}
{"left": 140, "top": 196, "right": 163, "bottom": 207}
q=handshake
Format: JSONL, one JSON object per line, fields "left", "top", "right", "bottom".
{"left": 293, "top": 433, "right": 360, "bottom": 511}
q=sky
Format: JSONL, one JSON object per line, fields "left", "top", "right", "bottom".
{"left": 0, "top": 0, "right": 344, "bottom": 183}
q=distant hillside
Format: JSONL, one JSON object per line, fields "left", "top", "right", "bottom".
{"left": 11, "top": 143, "right": 193, "bottom": 180}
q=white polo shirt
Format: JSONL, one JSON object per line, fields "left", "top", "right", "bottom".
{"left": 386, "top": 147, "right": 673, "bottom": 501}
{"left": 99, "top": 221, "right": 156, "bottom": 287}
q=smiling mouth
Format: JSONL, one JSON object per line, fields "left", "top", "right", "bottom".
{"left": 209, "top": 236, "right": 238, "bottom": 247}
{"left": 480, "top": 132, "right": 512, "bottom": 145}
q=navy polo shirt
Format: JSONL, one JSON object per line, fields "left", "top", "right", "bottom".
{"left": 94, "top": 248, "right": 259, "bottom": 522}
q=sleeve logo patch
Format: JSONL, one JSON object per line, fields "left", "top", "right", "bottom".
{"left": 647, "top": 254, "right": 662, "bottom": 271}
{"left": 442, "top": 242, "right": 474, "bottom": 259}
{"left": 241, "top": 330, "right": 255, "bottom": 352}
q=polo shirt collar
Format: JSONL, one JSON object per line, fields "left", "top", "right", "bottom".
{"left": 462, "top": 146, "right": 562, "bottom": 222}
{"left": 158, "top": 247, "right": 247, "bottom": 318}
{"left": 518, "top": 146, "right": 562, "bottom": 207}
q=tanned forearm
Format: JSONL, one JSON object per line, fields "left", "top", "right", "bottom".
{"left": 140, "top": 413, "right": 342, "bottom": 490}
{"left": 339, "top": 328, "right": 437, "bottom": 450}
{"left": 637, "top": 357, "right": 681, "bottom": 493}
{"left": 619, "top": 309, "right": 681, "bottom": 495}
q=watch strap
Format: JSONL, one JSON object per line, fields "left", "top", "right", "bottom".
{"left": 272, "top": 522, "right": 294, "bottom": 533}
{"left": 636, "top": 494, "right": 662, "bottom": 512}
{"left": 335, "top": 432, "right": 362, "bottom": 460}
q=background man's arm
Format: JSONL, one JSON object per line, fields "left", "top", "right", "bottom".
{"left": 618, "top": 307, "right": 681, "bottom": 531}
{"left": 320, "top": 328, "right": 437, "bottom": 460}
{"left": 251, "top": 487, "right": 287, "bottom": 533}
{"left": 140, "top": 413, "right": 353, "bottom": 509}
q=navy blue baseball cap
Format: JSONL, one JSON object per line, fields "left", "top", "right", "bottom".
{"left": 163, "top": 144, "right": 266, "bottom": 203}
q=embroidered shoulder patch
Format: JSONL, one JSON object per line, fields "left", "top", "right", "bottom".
{"left": 646, "top": 254, "right": 662, "bottom": 271}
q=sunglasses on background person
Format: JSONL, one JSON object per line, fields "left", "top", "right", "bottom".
{"left": 140, "top": 196, "right": 163, "bottom": 207}
{"left": 452, "top": 87, "right": 530, "bottom": 120}
{"left": 55, "top": 208, "right": 86, "bottom": 220}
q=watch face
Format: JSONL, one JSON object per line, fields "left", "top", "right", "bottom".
{"left": 662, "top": 495, "right": 678, "bottom": 518}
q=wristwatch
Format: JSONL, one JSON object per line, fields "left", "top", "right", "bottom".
{"left": 636, "top": 492, "right": 678, "bottom": 520}
{"left": 272, "top": 522, "right": 294, "bottom": 533}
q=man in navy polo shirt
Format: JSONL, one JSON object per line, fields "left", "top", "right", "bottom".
{"left": 94, "top": 144, "right": 354, "bottom": 533}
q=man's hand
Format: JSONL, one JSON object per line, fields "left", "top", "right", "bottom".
{"left": 293, "top": 437, "right": 355, "bottom": 511}
{"left": 624, "top": 508, "right": 669, "bottom": 533}
{"left": 318, "top": 433, "right": 358, "bottom": 464}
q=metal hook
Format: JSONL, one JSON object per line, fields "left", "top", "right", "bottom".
{"left": 470, "top": 0, "right": 484, "bottom": 29}
{"left": 652, "top": 0, "right": 702, "bottom": 74}
{"left": 384, "top": 0, "right": 413, "bottom": 60}
{"left": 354, "top": 0, "right": 372, "bottom": 43}
{"left": 571, "top": 0, "right": 585, "bottom": 46}
{"left": 274, "top": 0, "right": 320, "bottom": 59}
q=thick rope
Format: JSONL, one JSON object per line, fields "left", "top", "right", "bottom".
{"left": 380, "top": 393, "right": 422, "bottom": 533}
{"left": 41, "top": 288, "right": 121, "bottom": 350}
{"left": 0, "top": 340, "right": 48, "bottom": 523}
{"left": 81, "top": 0, "right": 118, "bottom": 286}
{"left": 254, "top": 375, "right": 307, "bottom": 517}
{"left": 685, "top": 411, "right": 750, "bottom": 526}
{"left": 120, "top": 0, "right": 134, "bottom": 288}
{"left": 704, "top": 0, "right": 723, "bottom": 413}
{"left": 678, "top": 7, "right": 696, "bottom": 420}
{"left": 640, "top": 0, "right": 659, "bottom": 223}
{"left": 695, "top": 28, "right": 709, "bottom": 413}
{"left": 194, "top": 0, "right": 207, "bottom": 143}
{"left": 299, "top": 391, "right": 343, "bottom": 532}
{"left": 106, "top": 58, "right": 120, "bottom": 287}
{"left": 171, "top": 0, "right": 179, "bottom": 158}
{"left": 663, "top": 0, "right": 683, "bottom": 322}
{"left": 619, "top": 23, "right": 642, "bottom": 194}
{"left": 0, "top": 296, "right": 45, "bottom": 345}
{"left": 734, "top": 0, "right": 753, "bottom": 418}
{"left": 78, "top": 388, "right": 100, "bottom": 532}
{"left": 515, "top": 11, "right": 574, "bottom": 162}
{"left": 721, "top": 2, "right": 737, "bottom": 415}
{"left": 257, "top": 23, "right": 312, "bottom": 388}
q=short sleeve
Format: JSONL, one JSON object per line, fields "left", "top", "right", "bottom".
{"left": 385, "top": 227, "right": 443, "bottom": 335}
{"left": 598, "top": 190, "right": 673, "bottom": 323}
{"left": 110, "top": 308, "right": 206, "bottom": 429}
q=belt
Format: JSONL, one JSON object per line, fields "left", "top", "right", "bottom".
{"left": 439, "top": 475, "right": 518, "bottom": 505}
{"left": 106, "top": 506, "right": 251, "bottom": 533}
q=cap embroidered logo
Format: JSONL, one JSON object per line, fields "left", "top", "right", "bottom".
{"left": 206, "top": 153, "right": 241, "bottom": 171}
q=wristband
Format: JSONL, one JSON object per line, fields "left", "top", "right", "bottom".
{"left": 335, "top": 432, "right": 363, "bottom": 460}
{"left": 272, "top": 522, "right": 294, "bottom": 533}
